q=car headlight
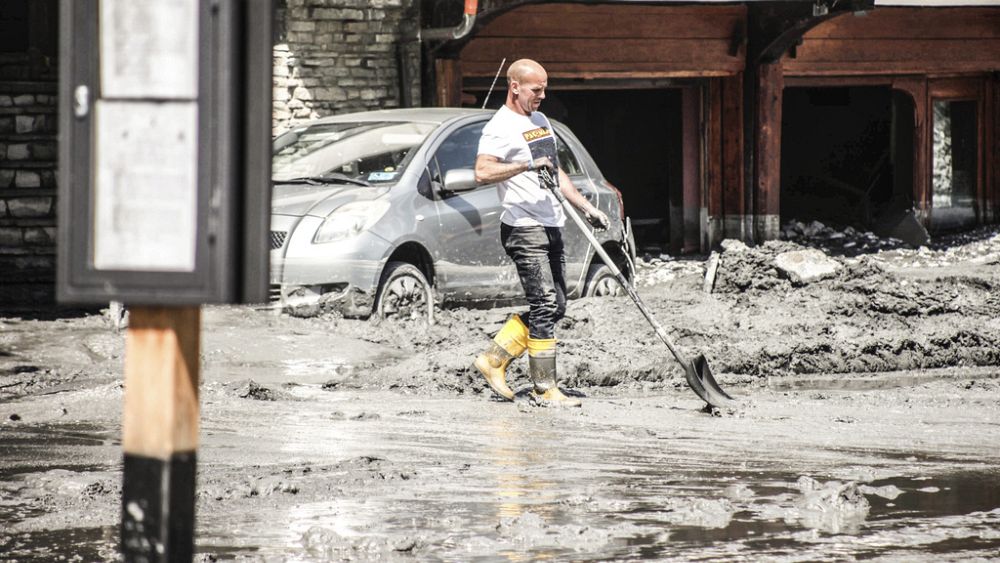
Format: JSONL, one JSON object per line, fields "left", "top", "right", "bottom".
{"left": 313, "top": 200, "right": 390, "bottom": 244}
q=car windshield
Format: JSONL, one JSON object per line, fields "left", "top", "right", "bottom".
{"left": 272, "top": 121, "right": 436, "bottom": 185}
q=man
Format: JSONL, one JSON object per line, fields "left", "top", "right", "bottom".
{"left": 472, "top": 59, "right": 609, "bottom": 407}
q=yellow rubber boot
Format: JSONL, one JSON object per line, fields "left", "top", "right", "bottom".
{"left": 473, "top": 315, "right": 528, "bottom": 401}
{"left": 527, "top": 338, "right": 582, "bottom": 408}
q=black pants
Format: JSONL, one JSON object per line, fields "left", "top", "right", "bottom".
{"left": 501, "top": 223, "right": 567, "bottom": 340}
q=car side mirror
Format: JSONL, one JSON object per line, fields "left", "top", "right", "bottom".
{"left": 443, "top": 168, "right": 478, "bottom": 193}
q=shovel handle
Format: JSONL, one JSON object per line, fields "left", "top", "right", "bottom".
{"left": 544, "top": 176, "right": 690, "bottom": 367}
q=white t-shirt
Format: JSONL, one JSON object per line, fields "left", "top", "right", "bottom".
{"left": 477, "top": 105, "right": 566, "bottom": 228}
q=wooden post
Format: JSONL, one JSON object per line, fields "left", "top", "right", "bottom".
{"left": 722, "top": 73, "right": 746, "bottom": 241}
{"left": 121, "top": 306, "right": 201, "bottom": 562}
{"left": 681, "top": 85, "right": 702, "bottom": 253}
{"left": 893, "top": 77, "right": 930, "bottom": 227}
{"left": 435, "top": 58, "right": 463, "bottom": 107}
{"left": 990, "top": 75, "right": 1000, "bottom": 222}
{"left": 755, "top": 61, "right": 783, "bottom": 241}
{"left": 705, "top": 78, "right": 724, "bottom": 250}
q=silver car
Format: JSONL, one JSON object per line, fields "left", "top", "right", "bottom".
{"left": 270, "top": 108, "right": 635, "bottom": 319}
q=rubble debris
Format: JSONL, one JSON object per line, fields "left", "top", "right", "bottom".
{"left": 634, "top": 255, "right": 704, "bottom": 288}
{"left": 703, "top": 252, "right": 720, "bottom": 293}
{"left": 773, "top": 248, "right": 842, "bottom": 285}
{"left": 711, "top": 239, "right": 799, "bottom": 293}
{"left": 792, "top": 477, "right": 871, "bottom": 534}
{"left": 782, "top": 219, "right": 908, "bottom": 257}
{"left": 721, "top": 239, "right": 749, "bottom": 253}
{"left": 231, "top": 380, "right": 280, "bottom": 401}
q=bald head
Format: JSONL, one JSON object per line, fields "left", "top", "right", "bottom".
{"left": 507, "top": 59, "right": 547, "bottom": 84}
{"left": 505, "top": 59, "right": 548, "bottom": 116}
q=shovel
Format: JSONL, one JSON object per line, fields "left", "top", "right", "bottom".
{"left": 540, "top": 168, "right": 734, "bottom": 409}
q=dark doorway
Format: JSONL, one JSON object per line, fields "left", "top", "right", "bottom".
{"left": 780, "top": 86, "right": 915, "bottom": 231}
{"left": 549, "top": 89, "right": 684, "bottom": 254}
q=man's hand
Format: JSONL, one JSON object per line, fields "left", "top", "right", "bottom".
{"left": 584, "top": 208, "right": 610, "bottom": 231}
{"left": 527, "top": 156, "right": 554, "bottom": 172}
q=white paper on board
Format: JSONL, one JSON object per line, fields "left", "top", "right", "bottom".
{"left": 100, "top": 0, "right": 199, "bottom": 99}
{"left": 92, "top": 100, "right": 199, "bottom": 272}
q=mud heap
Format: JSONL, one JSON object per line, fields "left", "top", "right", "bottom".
{"left": 316, "top": 224, "right": 1000, "bottom": 396}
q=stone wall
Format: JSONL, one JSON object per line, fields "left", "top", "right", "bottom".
{"left": 272, "top": 0, "right": 422, "bottom": 135}
{"left": 0, "top": 54, "right": 58, "bottom": 307}
{"left": 0, "top": 2, "right": 426, "bottom": 308}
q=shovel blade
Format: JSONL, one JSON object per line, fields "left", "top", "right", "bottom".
{"left": 693, "top": 354, "right": 734, "bottom": 400}
{"left": 683, "top": 354, "right": 733, "bottom": 409}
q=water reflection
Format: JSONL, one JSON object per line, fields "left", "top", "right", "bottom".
{"left": 486, "top": 416, "right": 556, "bottom": 520}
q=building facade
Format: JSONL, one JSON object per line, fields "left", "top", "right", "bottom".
{"left": 1, "top": 0, "right": 998, "bottom": 305}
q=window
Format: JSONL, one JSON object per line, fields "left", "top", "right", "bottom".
{"left": 433, "top": 122, "right": 485, "bottom": 180}
{"left": 556, "top": 134, "right": 582, "bottom": 175}
{"left": 430, "top": 122, "right": 583, "bottom": 187}
{"left": 272, "top": 121, "right": 435, "bottom": 184}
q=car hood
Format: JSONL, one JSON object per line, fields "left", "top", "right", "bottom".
{"left": 271, "top": 183, "right": 390, "bottom": 217}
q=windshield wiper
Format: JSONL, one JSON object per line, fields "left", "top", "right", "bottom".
{"left": 274, "top": 172, "right": 372, "bottom": 187}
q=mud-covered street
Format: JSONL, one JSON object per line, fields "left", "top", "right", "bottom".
{"left": 3, "top": 227, "right": 1000, "bottom": 561}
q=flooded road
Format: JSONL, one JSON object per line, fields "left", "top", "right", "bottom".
{"left": 4, "top": 376, "right": 999, "bottom": 561}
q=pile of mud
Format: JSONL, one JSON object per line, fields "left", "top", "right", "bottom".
{"left": 701, "top": 237, "right": 1000, "bottom": 378}
{"left": 266, "top": 225, "right": 1000, "bottom": 397}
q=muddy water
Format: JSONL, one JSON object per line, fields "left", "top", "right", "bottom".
{"left": 191, "top": 386, "right": 1000, "bottom": 561}
{"left": 4, "top": 229, "right": 1000, "bottom": 560}
{"left": 7, "top": 380, "right": 997, "bottom": 561}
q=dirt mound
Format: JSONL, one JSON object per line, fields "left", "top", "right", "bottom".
{"left": 277, "top": 226, "right": 1000, "bottom": 390}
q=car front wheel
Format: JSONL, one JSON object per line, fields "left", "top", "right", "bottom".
{"left": 583, "top": 262, "right": 625, "bottom": 297}
{"left": 375, "top": 261, "right": 434, "bottom": 322}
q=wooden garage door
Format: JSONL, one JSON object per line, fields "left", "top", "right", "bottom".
{"left": 459, "top": 3, "right": 746, "bottom": 79}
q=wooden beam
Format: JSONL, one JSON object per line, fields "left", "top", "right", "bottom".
{"left": 462, "top": 38, "right": 742, "bottom": 65}
{"left": 893, "top": 77, "right": 929, "bottom": 226}
{"left": 928, "top": 78, "right": 982, "bottom": 100}
{"left": 804, "top": 7, "right": 1000, "bottom": 39}
{"left": 461, "top": 5, "right": 748, "bottom": 78}
{"left": 722, "top": 73, "right": 745, "bottom": 240}
{"left": 682, "top": 86, "right": 701, "bottom": 253}
{"left": 981, "top": 80, "right": 988, "bottom": 223}
{"left": 481, "top": 3, "right": 747, "bottom": 18}
{"left": 784, "top": 75, "right": 896, "bottom": 88}
{"left": 477, "top": 8, "right": 744, "bottom": 40}
{"left": 434, "top": 58, "right": 463, "bottom": 108}
{"left": 784, "top": 62, "right": 1000, "bottom": 77}
{"left": 705, "top": 78, "right": 723, "bottom": 249}
{"left": 989, "top": 75, "right": 999, "bottom": 222}
{"left": 755, "top": 62, "right": 783, "bottom": 241}
{"left": 460, "top": 65, "right": 740, "bottom": 79}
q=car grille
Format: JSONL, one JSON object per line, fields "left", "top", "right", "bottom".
{"left": 270, "top": 231, "right": 287, "bottom": 250}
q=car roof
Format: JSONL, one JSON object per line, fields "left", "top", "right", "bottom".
{"left": 307, "top": 107, "right": 493, "bottom": 126}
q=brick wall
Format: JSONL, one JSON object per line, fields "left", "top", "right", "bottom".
{"left": 272, "top": 0, "right": 422, "bottom": 135}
